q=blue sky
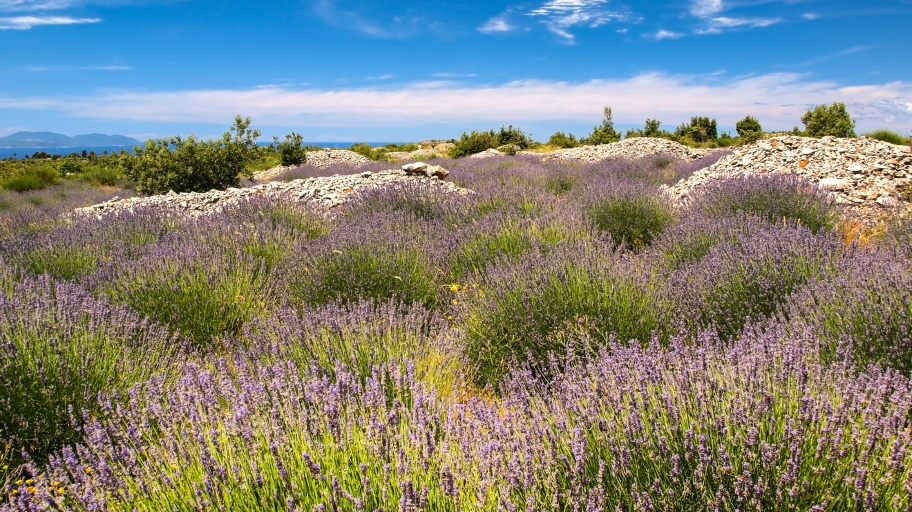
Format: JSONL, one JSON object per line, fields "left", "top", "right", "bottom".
{"left": 1, "top": 0, "right": 910, "bottom": 142}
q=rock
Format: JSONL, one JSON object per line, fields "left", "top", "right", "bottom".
{"left": 550, "top": 137, "right": 720, "bottom": 163}
{"left": 402, "top": 162, "right": 428, "bottom": 173}
{"left": 75, "top": 168, "right": 468, "bottom": 218}
{"left": 402, "top": 162, "right": 449, "bottom": 179}
{"left": 818, "top": 178, "right": 849, "bottom": 190}
{"left": 667, "top": 135, "right": 912, "bottom": 223}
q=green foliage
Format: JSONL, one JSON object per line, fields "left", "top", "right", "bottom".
{"left": 0, "top": 279, "right": 180, "bottom": 468}
{"left": 0, "top": 166, "right": 59, "bottom": 192}
{"left": 273, "top": 132, "right": 307, "bottom": 166}
{"left": 581, "top": 106, "right": 621, "bottom": 145}
{"left": 864, "top": 129, "right": 907, "bottom": 145}
{"left": 450, "top": 130, "right": 499, "bottom": 158}
{"left": 120, "top": 116, "right": 262, "bottom": 194}
{"left": 675, "top": 116, "right": 719, "bottom": 143}
{"left": 585, "top": 191, "right": 675, "bottom": 250}
{"left": 736, "top": 116, "right": 762, "bottom": 137}
{"left": 547, "top": 131, "right": 581, "bottom": 148}
{"left": 464, "top": 246, "right": 660, "bottom": 386}
{"left": 625, "top": 118, "right": 668, "bottom": 139}
{"left": 801, "top": 102, "right": 857, "bottom": 138}
{"left": 496, "top": 125, "right": 533, "bottom": 149}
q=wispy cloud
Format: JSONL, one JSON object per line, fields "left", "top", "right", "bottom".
{"left": 0, "top": 0, "right": 76, "bottom": 12}
{"left": 694, "top": 15, "right": 781, "bottom": 34}
{"left": 793, "top": 45, "right": 876, "bottom": 67}
{"left": 802, "top": 13, "right": 820, "bottom": 20}
{"left": 527, "top": 0, "right": 634, "bottom": 41}
{"left": 312, "top": 0, "right": 436, "bottom": 39}
{"left": 4, "top": 73, "right": 909, "bottom": 131}
{"left": 690, "top": 0, "right": 723, "bottom": 17}
{"left": 652, "top": 29, "right": 684, "bottom": 40}
{"left": 0, "top": 15, "right": 99, "bottom": 29}
{"left": 478, "top": 17, "right": 512, "bottom": 33}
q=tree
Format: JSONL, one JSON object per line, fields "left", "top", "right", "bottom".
{"left": 644, "top": 119, "right": 662, "bottom": 137}
{"left": 495, "top": 125, "right": 533, "bottom": 149}
{"left": 274, "top": 132, "right": 307, "bottom": 166}
{"left": 582, "top": 106, "right": 621, "bottom": 145}
{"left": 735, "top": 115, "right": 764, "bottom": 144}
{"left": 675, "top": 116, "right": 718, "bottom": 143}
{"left": 450, "top": 130, "right": 499, "bottom": 158}
{"left": 547, "top": 131, "right": 580, "bottom": 148}
{"left": 120, "top": 116, "right": 263, "bottom": 194}
{"left": 801, "top": 102, "right": 857, "bottom": 138}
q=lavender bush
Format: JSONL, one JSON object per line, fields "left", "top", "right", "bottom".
{"left": 4, "top": 153, "right": 912, "bottom": 510}
{"left": 7, "top": 324, "right": 912, "bottom": 510}
{"left": 0, "top": 276, "right": 182, "bottom": 476}
{"left": 686, "top": 174, "right": 840, "bottom": 234}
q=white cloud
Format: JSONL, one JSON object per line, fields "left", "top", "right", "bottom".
{"left": 0, "top": 15, "right": 98, "bottom": 29}
{"left": 0, "top": 0, "right": 75, "bottom": 12}
{"left": 527, "top": 0, "right": 633, "bottom": 41}
{"left": 4, "top": 73, "right": 910, "bottom": 132}
{"left": 616, "top": 27, "right": 627, "bottom": 33}
{"left": 652, "top": 29, "right": 684, "bottom": 40}
{"left": 802, "top": 13, "right": 820, "bottom": 20}
{"left": 690, "top": 0, "right": 723, "bottom": 17}
{"left": 707, "top": 16, "right": 781, "bottom": 28}
{"left": 478, "top": 17, "right": 512, "bottom": 33}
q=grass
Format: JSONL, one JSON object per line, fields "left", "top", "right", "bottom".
{"left": 863, "top": 129, "right": 909, "bottom": 145}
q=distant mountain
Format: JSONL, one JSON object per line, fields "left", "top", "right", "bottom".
{"left": 0, "top": 131, "right": 140, "bottom": 148}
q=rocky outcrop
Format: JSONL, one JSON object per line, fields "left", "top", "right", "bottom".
{"left": 550, "top": 137, "right": 717, "bottom": 163}
{"left": 76, "top": 164, "right": 463, "bottom": 217}
{"left": 667, "top": 135, "right": 912, "bottom": 212}
{"left": 467, "top": 148, "right": 504, "bottom": 159}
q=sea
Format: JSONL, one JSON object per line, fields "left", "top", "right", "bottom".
{"left": 0, "top": 142, "right": 406, "bottom": 160}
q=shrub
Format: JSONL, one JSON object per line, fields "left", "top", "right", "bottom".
{"left": 243, "top": 300, "right": 463, "bottom": 393}
{"left": 735, "top": 115, "right": 762, "bottom": 137}
{"left": 75, "top": 166, "right": 121, "bottom": 186}
{"left": 736, "top": 115, "right": 764, "bottom": 144}
{"left": 546, "top": 131, "right": 580, "bottom": 148}
{"left": 674, "top": 116, "right": 718, "bottom": 143}
{"left": 273, "top": 132, "right": 307, "bottom": 166}
{"left": 278, "top": 214, "right": 443, "bottom": 310}
{"left": 664, "top": 225, "right": 847, "bottom": 341}
{"left": 55, "top": 157, "right": 82, "bottom": 176}
{"left": 801, "top": 102, "right": 857, "bottom": 138}
{"left": 0, "top": 277, "right": 180, "bottom": 470}
{"left": 0, "top": 167, "right": 59, "bottom": 192}
{"left": 495, "top": 125, "right": 533, "bottom": 149}
{"left": 863, "top": 128, "right": 906, "bottom": 145}
{"left": 783, "top": 249, "right": 912, "bottom": 372}
{"left": 580, "top": 106, "right": 621, "bottom": 145}
{"left": 103, "top": 234, "right": 273, "bottom": 348}
{"left": 583, "top": 178, "right": 675, "bottom": 250}
{"left": 687, "top": 174, "right": 840, "bottom": 234}
{"left": 120, "top": 116, "right": 262, "bottom": 194}
{"left": 450, "top": 130, "right": 499, "bottom": 158}
{"left": 463, "top": 242, "right": 660, "bottom": 385}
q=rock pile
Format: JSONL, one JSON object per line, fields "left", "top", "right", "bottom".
{"left": 551, "top": 137, "right": 715, "bottom": 163}
{"left": 301, "top": 148, "right": 373, "bottom": 169}
{"left": 76, "top": 163, "right": 463, "bottom": 217}
{"left": 468, "top": 148, "right": 504, "bottom": 159}
{"left": 667, "top": 135, "right": 912, "bottom": 212}
{"left": 387, "top": 142, "right": 454, "bottom": 160}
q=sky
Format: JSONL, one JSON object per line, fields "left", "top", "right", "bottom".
{"left": 1, "top": 0, "right": 911, "bottom": 143}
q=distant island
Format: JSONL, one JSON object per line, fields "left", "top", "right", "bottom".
{"left": 0, "top": 131, "right": 140, "bottom": 148}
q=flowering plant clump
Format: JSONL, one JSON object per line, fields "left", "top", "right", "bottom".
{"left": 3, "top": 152, "right": 912, "bottom": 510}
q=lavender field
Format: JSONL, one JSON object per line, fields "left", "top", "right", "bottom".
{"left": 2, "top": 153, "right": 912, "bottom": 511}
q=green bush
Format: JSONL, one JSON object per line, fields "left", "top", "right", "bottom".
{"left": 801, "top": 102, "right": 857, "bottom": 138}
{"left": 674, "top": 116, "right": 718, "bottom": 143}
{"left": 547, "top": 131, "right": 580, "bottom": 148}
{"left": 495, "top": 125, "right": 533, "bottom": 149}
{"left": 581, "top": 106, "right": 621, "bottom": 145}
{"left": 55, "top": 157, "right": 82, "bottom": 176}
{"left": 119, "top": 116, "right": 262, "bottom": 194}
{"left": 863, "top": 129, "right": 906, "bottom": 145}
{"left": 450, "top": 130, "right": 499, "bottom": 158}
{"left": 0, "top": 167, "right": 59, "bottom": 192}
{"left": 584, "top": 181, "right": 675, "bottom": 250}
{"left": 273, "top": 132, "right": 307, "bottom": 166}
{"left": 736, "top": 115, "right": 762, "bottom": 137}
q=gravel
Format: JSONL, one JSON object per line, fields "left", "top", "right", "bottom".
{"left": 667, "top": 135, "right": 912, "bottom": 216}
{"left": 76, "top": 165, "right": 465, "bottom": 217}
